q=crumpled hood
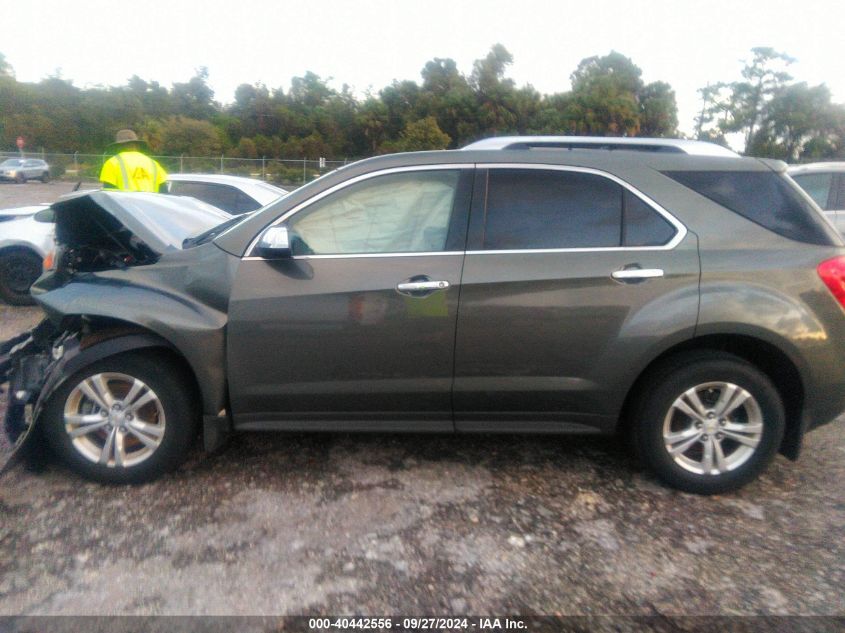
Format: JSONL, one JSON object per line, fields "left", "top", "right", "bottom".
{"left": 44, "top": 190, "right": 231, "bottom": 254}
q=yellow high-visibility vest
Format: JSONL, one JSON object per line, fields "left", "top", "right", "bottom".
{"left": 99, "top": 151, "right": 168, "bottom": 192}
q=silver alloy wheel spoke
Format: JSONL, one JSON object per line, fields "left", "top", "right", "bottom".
{"left": 99, "top": 427, "right": 117, "bottom": 464}
{"left": 68, "top": 420, "right": 110, "bottom": 438}
{"left": 673, "top": 398, "right": 706, "bottom": 423}
{"left": 667, "top": 432, "right": 702, "bottom": 455}
{"left": 126, "top": 391, "right": 157, "bottom": 414}
{"left": 683, "top": 388, "right": 709, "bottom": 418}
{"left": 720, "top": 429, "right": 761, "bottom": 448}
{"left": 723, "top": 421, "right": 763, "bottom": 434}
{"left": 114, "top": 429, "right": 126, "bottom": 467}
{"left": 662, "top": 381, "right": 764, "bottom": 476}
{"left": 713, "top": 439, "right": 728, "bottom": 473}
{"left": 701, "top": 438, "right": 714, "bottom": 473}
{"left": 127, "top": 419, "right": 165, "bottom": 438}
{"left": 123, "top": 379, "right": 145, "bottom": 407}
{"left": 718, "top": 389, "right": 751, "bottom": 418}
{"left": 78, "top": 380, "right": 110, "bottom": 411}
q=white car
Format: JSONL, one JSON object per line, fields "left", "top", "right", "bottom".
{"left": 165, "top": 174, "right": 288, "bottom": 214}
{"left": 788, "top": 163, "right": 845, "bottom": 235}
{"left": 0, "top": 174, "right": 288, "bottom": 304}
{"left": 0, "top": 205, "right": 54, "bottom": 304}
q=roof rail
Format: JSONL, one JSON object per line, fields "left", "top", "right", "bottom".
{"left": 462, "top": 136, "right": 738, "bottom": 157}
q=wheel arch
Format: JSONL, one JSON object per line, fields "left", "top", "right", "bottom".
{"left": 40, "top": 316, "right": 221, "bottom": 422}
{"left": 618, "top": 332, "right": 805, "bottom": 459}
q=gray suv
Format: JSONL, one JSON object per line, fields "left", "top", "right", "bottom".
{"left": 3, "top": 138, "right": 845, "bottom": 494}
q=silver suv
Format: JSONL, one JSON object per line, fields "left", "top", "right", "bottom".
{"left": 0, "top": 158, "right": 50, "bottom": 183}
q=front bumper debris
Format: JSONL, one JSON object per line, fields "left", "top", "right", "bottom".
{"left": 0, "top": 321, "right": 58, "bottom": 474}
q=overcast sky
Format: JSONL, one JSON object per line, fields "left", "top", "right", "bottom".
{"left": 4, "top": 0, "right": 844, "bottom": 137}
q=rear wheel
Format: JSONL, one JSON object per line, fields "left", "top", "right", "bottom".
{"left": 632, "top": 352, "right": 785, "bottom": 494}
{"left": 40, "top": 172, "right": 49, "bottom": 183}
{"left": 42, "top": 352, "right": 198, "bottom": 483}
{"left": 0, "top": 248, "right": 41, "bottom": 305}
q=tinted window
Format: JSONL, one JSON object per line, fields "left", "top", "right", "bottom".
{"left": 791, "top": 173, "right": 834, "bottom": 209}
{"left": 169, "top": 182, "right": 260, "bottom": 214}
{"left": 623, "top": 190, "right": 676, "bottom": 246}
{"left": 288, "top": 170, "right": 460, "bottom": 255}
{"left": 663, "top": 170, "right": 836, "bottom": 245}
{"left": 483, "top": 169, "right": 622, "bottom": 249}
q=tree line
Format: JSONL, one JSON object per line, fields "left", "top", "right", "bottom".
{"left": 1, "top": 45, "right": 843, "bottom": 162}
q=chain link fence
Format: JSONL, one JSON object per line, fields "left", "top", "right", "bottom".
{"left": 0, "top": 151, "right": 351, "bottom": 188}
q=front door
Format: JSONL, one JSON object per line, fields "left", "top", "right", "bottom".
{"left": 227, "top": 167, "right": 472, "bottom": 431}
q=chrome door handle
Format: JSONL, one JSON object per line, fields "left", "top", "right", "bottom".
{"left": 396, "top": 280, "right": 450, "bottom": 293}
{"left": 611, "top": 268, "right": 664, "bottom": 281}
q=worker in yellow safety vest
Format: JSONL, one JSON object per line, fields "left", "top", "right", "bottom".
{"left": 99, "top": 129, "right": 167, "bottom": 192}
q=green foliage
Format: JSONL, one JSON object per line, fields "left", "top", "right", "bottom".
{"left": 8, "top": 44, "right": 841, "bottom": 164}
{"left": 390, "top": 116, "right": 451, "bottom": 152}
{"left": 697, "top": 48, "right": 845, "bottom": 160}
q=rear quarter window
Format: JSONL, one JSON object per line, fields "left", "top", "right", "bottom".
{"left": 663, "top": 170, "right": 837, "bottom": 246}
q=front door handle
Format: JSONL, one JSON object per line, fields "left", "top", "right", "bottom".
{"left": 611, "top": 268, "right": 664, "bottom": 282}
{"left": 396, "top": 278, "right": 450, "bottom": 297}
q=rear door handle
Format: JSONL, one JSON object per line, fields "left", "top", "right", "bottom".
{"left": 396, "top": 280, "right": 450, "bottom": 293}
{"left": 611, "top": 268, "right": 664, "bottom": 282}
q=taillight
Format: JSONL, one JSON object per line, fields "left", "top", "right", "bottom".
{"left": 817, "top": 256, "right": 845, "bottom": 309}
{"left": 43, "top": 250, "right": 55, "bottom": 271}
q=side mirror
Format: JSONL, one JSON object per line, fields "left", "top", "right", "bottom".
{"left": 256, "top": 225, "right": 292, "bottom": 259}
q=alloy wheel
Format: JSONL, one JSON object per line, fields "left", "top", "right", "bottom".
{"left": 63, "top": 372, "right": 166, "bottom": 468}
{"left": 662, "top": 381, "right": 763, "bottom": 476}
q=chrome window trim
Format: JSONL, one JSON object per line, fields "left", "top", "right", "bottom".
{"left": 244, "top": 164, "right": 472, "bottom": 257}
{"left": 469, "top": 163, "right": 687, "bottom": 253}
{"left": 242, "top": 162, "right": 688, "bottom": 260}
{"left": 242, "top": 251, "right": 463, "bottom": 261}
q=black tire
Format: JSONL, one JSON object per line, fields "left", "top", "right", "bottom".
{"left": 14, "top": 173, "right": 25, "bottom": 184}
{"left": 40, "top": 171, "right": 49, "bottom": 183}
{"left": 631, "top": 351, "right": 785, "bottom": 495}
{"left": 42, "top": 352, "right": 198, "bottom": 484}
{"left": 0, "top": 248, "right": 41, "bottom": 305}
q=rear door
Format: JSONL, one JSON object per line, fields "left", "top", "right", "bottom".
{"left": 453, "top": 165, "right": 700, "bottom": 432}
{"left": 227, "top": 166, "right": 473, "bottom": 430}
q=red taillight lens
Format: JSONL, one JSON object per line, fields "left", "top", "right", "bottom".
{"left": 818, "top": 256, "right": 845, "bottom": 309}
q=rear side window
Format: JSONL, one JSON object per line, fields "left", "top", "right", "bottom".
{"left": 791, "top": 173, "right": 834, "bottom": 209}
{"left": 483, "top": 169, "right": 622, "bottom": 249}
{"left": 663, "top": 170, "right": 835, "bottom": 245}
{"left": 481, "top": 169, "right": 677, "bottom": 250}
{"left": 623, "top": 190, "right": 676, "bottom": 246}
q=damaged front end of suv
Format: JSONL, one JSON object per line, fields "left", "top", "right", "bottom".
{"left": 0, "top": 190, "right": 240, "bottom": 479}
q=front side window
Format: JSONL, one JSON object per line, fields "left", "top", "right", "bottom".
{"left": 288, "top": 170, "right": 460, "bottom": 255}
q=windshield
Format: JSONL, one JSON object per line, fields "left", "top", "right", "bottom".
{"left": 183, "top": 211, "right": 256, "bottom": 248}
{"left": 1, "top": 159, "right": 24, "bottom": 167}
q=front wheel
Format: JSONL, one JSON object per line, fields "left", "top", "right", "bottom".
{"left": 14, "top": 173, "right": 25, "bottom": 184}
{"left": 42, "top": 352, "right": 198, "bottom": 483}
{"left": 632, "top": 352, "right": 785, "bottom": 494}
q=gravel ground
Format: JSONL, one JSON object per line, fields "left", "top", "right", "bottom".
{"left": 0, "top": 189, "right": 843, "bottom": 620}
